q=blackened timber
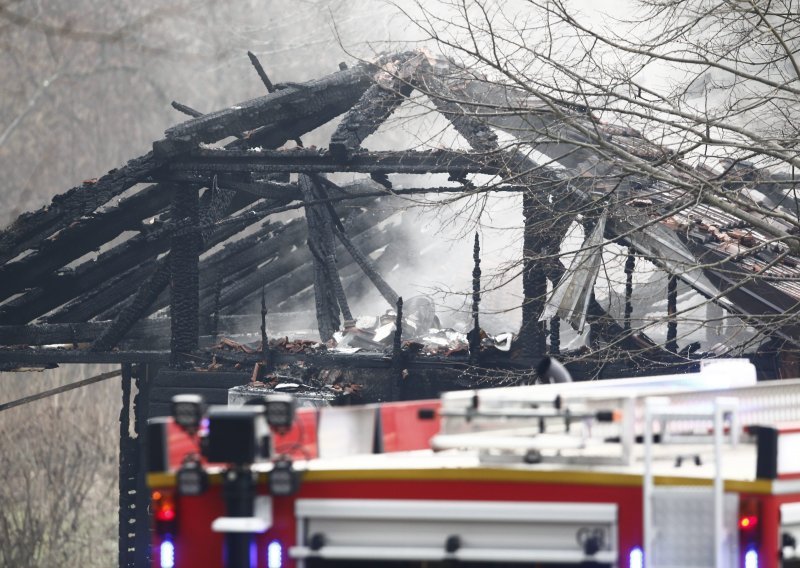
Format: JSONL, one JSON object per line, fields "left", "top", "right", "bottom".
{"left": 0, "top": 321, "right": 107, "bottom": 345}
{"left": 315, "top": 176, "right": 400, "bottom": 308}
{"left": 164, "top": 149, "right": 495, "bottom": 178}
{"left": 279, "top": 235, "right": 397, "bottom": 312}
{"left": 469, "top": 233, "right": 482, "bottom": 365}
{"left": 91, "top": 257, "right": 172, "bottom": 351}
{"left": 219, "top": 202, "right": 397, "bottom": 316}
{"left": 149, "top": 217, "right": 302, "bottom": 317}
{"left": 153, "top": 64, "right": 374, "bottom": 157}
{"left": 260, "top": 288, "right": 268, "bottom": 358}
{"left": 0, "top": 314, "right": 322, "bottom": 348}
{"left": 170, "top": 187, "right": 201, "bottom": 360}
{"left": 392, "top": 296, "right": 404, "bottom": 398}
{"left": 119, "top": 364, "right": 136, "bottom": 568}
{"left": 333, "top": 223, "right": 399, "bottom": 307}
{"left": 299, "top": 174, "right": 348, "bottom": 340}
{"left": 247, "top": 51, "right": 275, "bottom": 93}
{"left": 666, "top": 275, "right": 678, "bottom": 353}
{"left": 549, "top": 316, "right": 561, "bottom": 355}
{"left": 218, "top": 179, "right": 299, "bottom": 201}
{"left": 228, "top": 221, "right": 396, "bottom": 315}
{"left": 132, "top": 366, "right": 152, "bottom": 566}
{"left": 520, "top": 195, "right": 550, "bottom": 361}
{"left": 1, "top": 189, "right": 260, "bottom": 325}
{"left": 624, "top": 250, "right": 635, "bottom": 332}
{"left": 330, "top": 82, "right": 412, "bottom": 159}
{"left": 0, "top": 153, "right": 157, "bottom": 265}
{"left": 0, "top": 349, "right": 170, "bottom": 365}
{"left": 0, "top": 182, "right": 175, "bottom": 303}
{"left": 171, "top": 101, "right": 202, "bottom": 118}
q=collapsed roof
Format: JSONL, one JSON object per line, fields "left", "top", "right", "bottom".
{"left": 0, "top": 49, "right": 797, "bottom": 372}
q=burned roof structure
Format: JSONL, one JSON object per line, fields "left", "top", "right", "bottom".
{"left": 1, "top": 49, "right": 799, "bottom": 386}
{"left": 3, "top": 47, "right": 800, "bottom": 567}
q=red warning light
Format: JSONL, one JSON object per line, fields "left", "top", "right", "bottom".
{"left": 739, "top": 515, "right": 758, "bottom": 530}
{"left": 153, "top": 490, "right": 177, "bottom": 523}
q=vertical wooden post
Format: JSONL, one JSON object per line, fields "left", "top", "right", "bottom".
{"left": 469, "top": 233, "right": 482, "bottom": 366}
{"left": 118, "top": 363, "right": 136, "bottom": 568}
{"left": 666, "top": 274, "right": 678, "bottom": 353}
{"left": 133, "top": 364, "right": 152, "bottom": 568}
{"left": 521, "top": 192, "right": 547, "bottom": 362}
{"left": 170, "top": 186, "right": 200, "bottom": 364}
{"left": 549, "top": 316, "right": 561, "bottom": 355}
{"left": 624, "top": 249, "right": 635, "bottom": 332}
{"left": 392, "top": 297, "right": 404, "bottom": 400}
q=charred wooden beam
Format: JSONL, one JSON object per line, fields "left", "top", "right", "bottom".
{"left": 91, "top": 256, "right": 172, "bottom": 351}
{"left": 89, "top": 185, "right": 243, "bottom": 350}
{"left": 153, "top": 64, "right": 374, "bottom": 158}
{"left": 330, "top": 81, "right": 412, "bottom": 159}
{"left": 247, "top": 51, "right": 275, "bottom": 93}
{"left": 549, "top": 316, "right": 561, "bottom": 355}
{"left": 0, "top": 314, "right": 320, "bottom": 348}
{"left": 0, "top": 349, "right": 170, "bottom": 365}
{"left": 0, "top": 183, "right": 175, "bottom": 303}
{"left": 217, "top": 178, "right": 299, "bottom": 201}
{"left": 247, "top": 50, "right": 303, "bottom": 147}
{"left": 624, "top": 249, "right": 635, "bottom": 332}
{"left": 0, "top": 153, "right": 157, "bottom": 265}
{"left": 163, "top": 149, "right": 496, "bottom": 179}
{"left": 3, "top": 179, "right": 259, "bottom": 326}
{"left": 314, "top": 177, "right": 400, "bottom": 308}
{"left": 170, "top": 186, "right": 201, "bottom": 361}
{"left": 278, "top": 232, "right": 398, "bottom": 312}
{"left": 520, "top": 198, "right": 549, "bottom": 361}
{"left": 219, "top": 203, "right": 397, "bottom": 316}
{"left": 392, "top": 296, "right": 404, "bottom": 398}
{"left": 299, "top": 174, "right": 350, "bottom": 340}
{"left": 333, "top": 223, "right": 399, "bottom": 307}
{"left": 666, "top": 274, "right": 678, "bottom": 353}
{"left": 0, "top": 321, "right": 108, "bottom": 345}
{"left": 469, "top": 233, "right": 482, "bottom": 365}
{"left": 260, "top": 287, "right": 268, "bottom": 359}
{"left": 118, "top": 364, "right": 136, "bottom": 568}
{"left": 171, "top": 101, "right": 202, "bottom": 118}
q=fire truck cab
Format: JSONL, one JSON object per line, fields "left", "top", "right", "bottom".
{"left": 147, "top": 359, "right": 800, "bottom": 568}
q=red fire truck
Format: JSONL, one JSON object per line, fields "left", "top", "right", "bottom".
{"left": 147, "top": 359, "right": 800, "bottom": 568}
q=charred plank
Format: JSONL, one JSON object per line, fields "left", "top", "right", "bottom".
{"left": 169, "top": 186, "right": 201, "bottom": 360}
{"left": 330, "top": 81, "right": 412, "bottom": 159}
{"left": 0, "top": 182, "right": 174, "bottom": 303}
{"left": 153, "top": 64, "right": 373, "bottom": 157}
{"left": 0, "top": 153, "right": 157, "bottom": 265}
{"left": 163, "top": 149, "right": 496, "bottom": 178}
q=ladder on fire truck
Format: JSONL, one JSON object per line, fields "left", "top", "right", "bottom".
{"left": 431, "top": 359, "right": 800, "bottom": 568}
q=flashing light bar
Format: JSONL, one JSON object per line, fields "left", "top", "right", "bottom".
{"left": 268, "top": 540, "right": 283, "bottom": 568}
{"left": 160, "top": 539, "right": 175, "bottom": 568}
{"left": 629, "top": 546, "right": 643, "bottom": 568}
